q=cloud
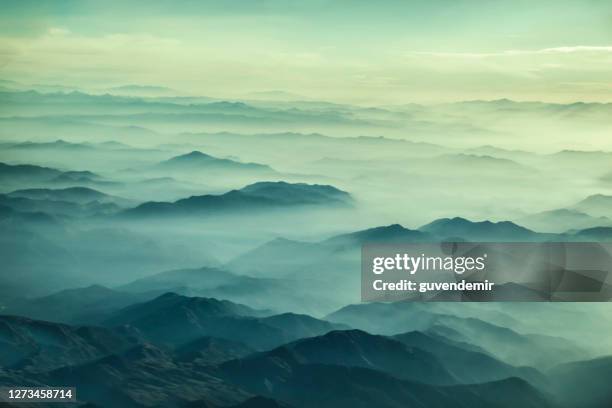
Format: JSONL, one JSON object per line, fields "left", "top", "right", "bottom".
{"left": 414, "top": 46, "right": 612, "bottom": 59}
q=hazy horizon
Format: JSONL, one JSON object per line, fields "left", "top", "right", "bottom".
{"left": 2, "top": 0, "right": 612, "bottom": 104}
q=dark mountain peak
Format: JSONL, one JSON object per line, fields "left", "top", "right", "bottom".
{"left": 576, "top": 193, "right": 612, "bottom": 205}
{"left": 261, "top": 328, "right": 455, "bottom": 385}
{"left": 419, "top": 217, "right": 535, "bottom": 240}
{"left": 173, "top": 150, "right": 214, "bottom": 160}
{"left": 158, "top": 151, "right": 272, "bottom": 173}
{"left": 290, "top": 328, "right": 389, "bottom": 348}
{"left": 123, "top": 181, "right": 351, "bottom": 218}
{"left": 325, "top": 223, "right": 428, "bottom": 246}
{"left": 423, "top": 216, "right": 471, "bottom": 227}
{"left": 105, "top": 292, "right": 259, "bottom": 328}
{"left": 311, "top": 328, "right": 371, "bottom": 341}
{"left": 67, "top": 283, "right": 115, "bottom": 296}
{"left": 239, "top": 181, "right": 351, "bottom": 203}
{"left": 52, "top": 139, "right": 73, "bottom": 145}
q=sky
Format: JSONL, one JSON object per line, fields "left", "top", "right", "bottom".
{"left": 1, "top": 0, "right": 611, "bottom": 104}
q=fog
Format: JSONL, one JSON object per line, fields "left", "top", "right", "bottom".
{"left": 2, "top": 86, "right": 612, "bottom": 360}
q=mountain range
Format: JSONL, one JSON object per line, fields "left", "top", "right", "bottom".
{"left": 157, "top": 151, "right": 275, "bottom": 174}
{"left": 122, "top": 181, "right": 352, "bottom": 218}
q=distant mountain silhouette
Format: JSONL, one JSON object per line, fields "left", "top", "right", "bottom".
{"left": 122, "top": 181, "right": 352, "bottom": 218}
{"left": 549, "top": 356, "right": 612, "bottom": 408}
{"left": 0, "top": 162, "right": 106, "bottom": 191}
{"left": 435, "top": 153, "right": 532, "bottom": 172}
{"left": 571, "top": 226, "right": 612, "bottom": 240}
{"left": 0, "top": 162, "right": 62, "bottom": 182}
{"left": 158, "top": 150, "right": 275, "bottom": 173}
{"left": 5, "top": 139, "right": 97, "bottom": 151}
{"left": 229, "top": 224, "right": 428, "bottom": 278}
{"left": 118, "top": 266, "right": 299, "bottom": 312}
{"left": 5, "top": 285, "right": 156, "bottom": 324}
{"left": 0, "top": 202, "right": 58, "bottom": 225}
{"left": 120, "top": 267, "right": 249, "bottom": 293}
{"left": 0, "top": 193, "right": 121, "bottom": 217}
{"left": 574, "top": 194, "right": 612, "bottom": 217}
{"left": 518, "top": 208, "right": 611, "bottom": 233}
{"left": 420, "top": 217, "right": 538, "bottom": 241}
{"left": 8, "top": 186, "right": 126, "bottom": 205}
{"left": 324, "top": 224, "right": 430, "bottom": 247}
{"left": 394, "top": 330, "right": 545, "bottom": 386}
{"left": 258, "top": 313, "right": 348, "bottom": 341}
{"left": 325, "top": 301, "right": 586, "bottom": 369}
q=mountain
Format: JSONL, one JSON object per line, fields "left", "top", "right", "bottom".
{"left": 7, "top": 186, "right": 125, "bottom": 205}
{"left": 0, "top": 193, "right": 121, "bottom": 217}
{"left": 434, "top": 153, "right": 532, "bottom": 173}
{"left": 183, "top": 396, "right": 294, "bottom": 408}
{"left": 548, "top": 356, "right": 612, "bottom": 408}
{"left": 0, "top": 162, "right": 61, "bottom": 182}
{"left": 258, "top": 313, "right": 347, "bottom": 342}
{"left": 105, "top": 293, "right": 262, "bottom": 326}
{"left": 102, "top": 293, "right": 274, "bottom": 348}
{"left": 419, "top": 217, "right": 538, "bottom": 241}
{"left": 122, "top": 182, "right": 352, "bottom": 218}
{"left": 324, "top": 224, "right": 430, "bottom": 247}
{"left": 570, "top": 226, "right": 612, "bottom": 240}
{"left": 0, "top": 315, "right": 141, "bottom": 371}
{"left": 103, "top": 293, "right": 342, "bottom": 350}
{"left": 393, "top": 330, "right": 545, "bottom": 386}
{"left": 465, "top": 145, "right": 536, "bottom": 161}
{"left": 239, "top": 182, "right": 351, "bottom": 205}
{"left": 118, "top": 266, "right": 298, "bottom": 312}
{"left": 214, "top": 347, "right": 552, "bottom": 408}
{"left": 1, "top": 139, "right": 97, "bottom": 152}
{"left": 158, "top": 151, "right": 274, "bottom": 173}
{"left": 107, "top": 84, "right": 179, "bottom": 96}
{"left": 518, "top": 208, "right": 612, "bottom": 233}
{"left": 41, "top": 343, "right": 251, "bottom": 408}
{"left": 175, "top": 336, "right": 254, "bottom": 365}
{"left": 0, "top": 162, "right": 105, "bottom": 191}
{"left": 325, "top": 302, "right": 445, "bottom": 335}
{"left": 120, "top": 267, "right": 250, "bottom": 293}
{"left": 0, "top": 203, "right": 57, "bottom": 226}
{"left": 4, "top": 285, "right": 155, "bottom": 324}
{"left": 229, "top": 224, "right": 429, "bottom": 276}
{"left": 325, "top": 302, "right": 586, "bottom": 369}
{"left": 574, "top": 194, "right": 612, "bottom": 217}
{"left": 257, "top": 329, "right": 456, "bottom": 385}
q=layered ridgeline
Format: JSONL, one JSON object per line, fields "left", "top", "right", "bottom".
{"left": 0, "top": 161, "right": 102, "bottom": 189}
{"left": 3, "top": 290, "right": 611, "bottom": 407}
{"left": 156, "top": 150, "right": 275, "bottom": 174}
{"left": 3, "top": 88, "right": 612, "bottom": 407}
{"left": 121, "top": 181, "right": 353, "bottom": 218}
{"left": 1, "top": 186, "right": 133, "bottom": 217}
